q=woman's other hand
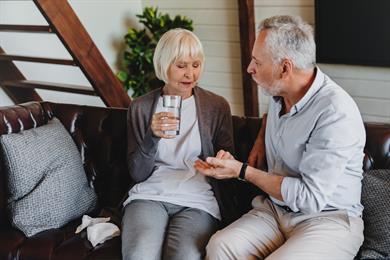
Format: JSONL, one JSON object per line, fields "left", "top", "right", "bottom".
{"left": 215, "top": 149, "right": 234, "bottom": 160}
{"left": 248, "top": 113, "right": 267, "bottom": 169}
{"left": 151, "top": 112, "right": 179, "bottom": 139}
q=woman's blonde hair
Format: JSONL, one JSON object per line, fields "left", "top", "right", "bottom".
{"left": 153, "top": 28, "right": 205, "bottom": 83}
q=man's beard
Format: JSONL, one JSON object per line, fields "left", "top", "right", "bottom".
{"left": 253, "top": 77, "right": 283, "bottom": 96}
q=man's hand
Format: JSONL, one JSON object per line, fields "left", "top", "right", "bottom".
{"left": 194, "top": 155, "right": 242, "bottom": 180}
{"left": 248, "top": 113, "right": 267, "bottom": 169}
{"left": 195, "top": 149, "right": 284, "bottom": 201}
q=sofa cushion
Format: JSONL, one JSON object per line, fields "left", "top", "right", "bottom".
{"left": 0, "top": 117, "right": 97, "bottom": 237}
{"left": 359, "top": 169, "right": 390, "bottom": 259}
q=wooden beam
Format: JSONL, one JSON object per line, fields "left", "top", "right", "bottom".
{"left": 0, "top": 47, "right": 42, "bottom": 104}
{"left": 33, "top": 0, "right": 131, "bottom": 108}
{"left": 0, "top": 53, "right": 76, "bottom": 66}
{"left": 1, "top": 80, "right": 96, "bottom": 96}
{"left": 238, "top": 0, "right": 259, "bottom": 117}
{"left": 0, "top": 24, "right": 53, "bottom": 33}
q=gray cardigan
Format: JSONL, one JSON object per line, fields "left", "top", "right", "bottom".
{"left": 126, "top": 86, "right": 239, "bottom": 225}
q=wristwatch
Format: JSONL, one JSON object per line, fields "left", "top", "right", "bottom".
{"left": 238, "top": 162, "right": 248, "bottom": 181}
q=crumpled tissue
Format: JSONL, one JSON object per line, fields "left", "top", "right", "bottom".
{"left": 75, "top": 215, "right": 120, "bottom": 247}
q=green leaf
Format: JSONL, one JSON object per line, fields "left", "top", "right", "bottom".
{"left": 117, "top": 6, "right": 194, "bottom": 96}
{"left": 116, "top": 71, "right": 128, "bottom": 82}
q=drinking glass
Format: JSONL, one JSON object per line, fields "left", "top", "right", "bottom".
{"left": 162, "top": 95, "right": 182, "bottom": 135}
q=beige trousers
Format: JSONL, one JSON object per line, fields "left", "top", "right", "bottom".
{"left": 206, "top": 195, "right": 364, "bottom": 260}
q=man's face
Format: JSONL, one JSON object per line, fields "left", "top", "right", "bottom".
{"left": 247, "top": 30, "right": 283, "bottom": 96}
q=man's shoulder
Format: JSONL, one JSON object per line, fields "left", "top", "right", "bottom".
{"left": 316, "top": 76, "right": 358, "bottom": 113}
{"left": 312, "top": 76, "right": 365, "bottom": 137}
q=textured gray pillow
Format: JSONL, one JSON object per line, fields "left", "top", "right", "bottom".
{"left": 359, "top": 169, "right": 390, "bottom": 259}
{"left": 0, "top": 117, "right": 97, "bottom": 237}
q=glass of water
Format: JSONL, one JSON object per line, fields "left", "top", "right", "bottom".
{"left": 162, "top": 95, "right": 182, "bottom": 135}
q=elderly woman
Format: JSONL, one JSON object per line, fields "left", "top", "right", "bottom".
{"left": 121, "top": 28, "right": 238, "bottom": 260}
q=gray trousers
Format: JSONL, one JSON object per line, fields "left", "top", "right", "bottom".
{"left": 121, "top": 199, "right": 219, "bottom": 260}
{"left": 206, "top": 195, "right": 364, "bottom": 260}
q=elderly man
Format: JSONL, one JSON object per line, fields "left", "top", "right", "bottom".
{"left": 194, "top": 15, "right": 365, "bottom": 259}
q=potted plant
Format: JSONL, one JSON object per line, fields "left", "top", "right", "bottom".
{"left": 117, "top": 7, "right": 193, "bottom": 98}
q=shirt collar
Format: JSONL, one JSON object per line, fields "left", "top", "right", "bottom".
{"left": 273, "top": 67, "right": 325, "bottom": 116}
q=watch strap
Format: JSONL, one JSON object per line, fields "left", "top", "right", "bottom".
{"left": 238, "top": 162, "right": 248, "bottom": 181}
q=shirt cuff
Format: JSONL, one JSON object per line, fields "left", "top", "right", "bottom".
{"left": 281, "top": 176, "right": 300, "bottom": 212}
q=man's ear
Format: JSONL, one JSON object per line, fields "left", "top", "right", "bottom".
{"left": 281, "top": 59, "right": 293, "bottom": 78}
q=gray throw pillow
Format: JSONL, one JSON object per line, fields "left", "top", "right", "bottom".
{"left": 359, "top": 169, "right": 390, "bottom": 259}
{"left": 0, "top": 117, "right": 97, "bottom": 237}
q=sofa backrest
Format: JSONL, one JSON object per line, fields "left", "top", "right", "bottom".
{"left": 363, "top": 123, "right": 390, "bottom": 170}
{"left": 0, "top": 102, "right": 132, "bottom": 228}
{"left": 0, "top": 102, "right": 389, "bottom": 227}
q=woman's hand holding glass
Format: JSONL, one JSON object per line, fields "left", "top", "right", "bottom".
{"left": 151, "top": 112, "right": 180, "bottom": 139}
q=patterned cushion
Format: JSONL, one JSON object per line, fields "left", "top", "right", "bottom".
{"left": 359, "top": 169, "right": 390, "bottom": 259}
{"left": 0, "top": 118, "right": 97, "bottom": 237}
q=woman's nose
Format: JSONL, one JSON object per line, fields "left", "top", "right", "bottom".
{"left": 184, "top": 67, "right": 193, "bottom": 77}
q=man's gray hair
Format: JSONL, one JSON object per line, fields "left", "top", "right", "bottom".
{"left": 259, "top": 15, "right": 316, "bottom": 70}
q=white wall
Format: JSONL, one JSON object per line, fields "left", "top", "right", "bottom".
{"left": 255, "top": 0, "right": 390, "bottom": 123}
{"left": 142, "top": 0, "right": 245, "bottom": 115}
{"left": 1, "top": 0, "right": 389, "bottom": 122}
{"left": 0, "top": 0, "right": 142, "bottom": 107}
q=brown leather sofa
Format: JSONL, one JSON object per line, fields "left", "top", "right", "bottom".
{"left": 0, "top": 101, "right": 389, "bottom": 259}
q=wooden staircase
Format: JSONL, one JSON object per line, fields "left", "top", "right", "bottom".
{"left": 0, "top": 0, "right": 131, "bottom": 108}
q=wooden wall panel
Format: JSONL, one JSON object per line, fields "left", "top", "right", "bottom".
{"left": 143, "top": 0, "right": 245, "bottom": 115}
{"left": 254, "top": 0, "right": 390, "bottom": 123}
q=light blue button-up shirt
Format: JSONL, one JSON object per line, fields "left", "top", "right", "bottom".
{"left": 266, "top": 68, "right": 365, "bottom": 217}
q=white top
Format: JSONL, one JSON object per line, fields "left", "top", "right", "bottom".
{"left": 124, "top": 96, "right": 221, "bottom": 220}
{"left": 265, "top": 68, "right": 365, "bottom": 217}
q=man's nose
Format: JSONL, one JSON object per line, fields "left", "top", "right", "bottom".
{"left": 247, "top": 60, "right": 255, "bottom": 74}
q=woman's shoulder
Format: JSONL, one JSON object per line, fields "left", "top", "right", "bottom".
{"left": 195, "top": 86, "right": 230, "bottom": 109}
{"left": 128, "top": 88, "right": 160, "bottom": 110}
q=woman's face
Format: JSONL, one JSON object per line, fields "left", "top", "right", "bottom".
{"left": 164, "top": 56, "right": 202, "bottom": 99}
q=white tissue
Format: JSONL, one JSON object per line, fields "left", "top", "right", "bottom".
{"left": 75, "top": 215, "right": 120, "bottom": 247}
{"left": 75, "top": 215, "right": 110, "bottom": 234}
{"left": 87, "top": 222, "right": 121, "bottom": 247}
